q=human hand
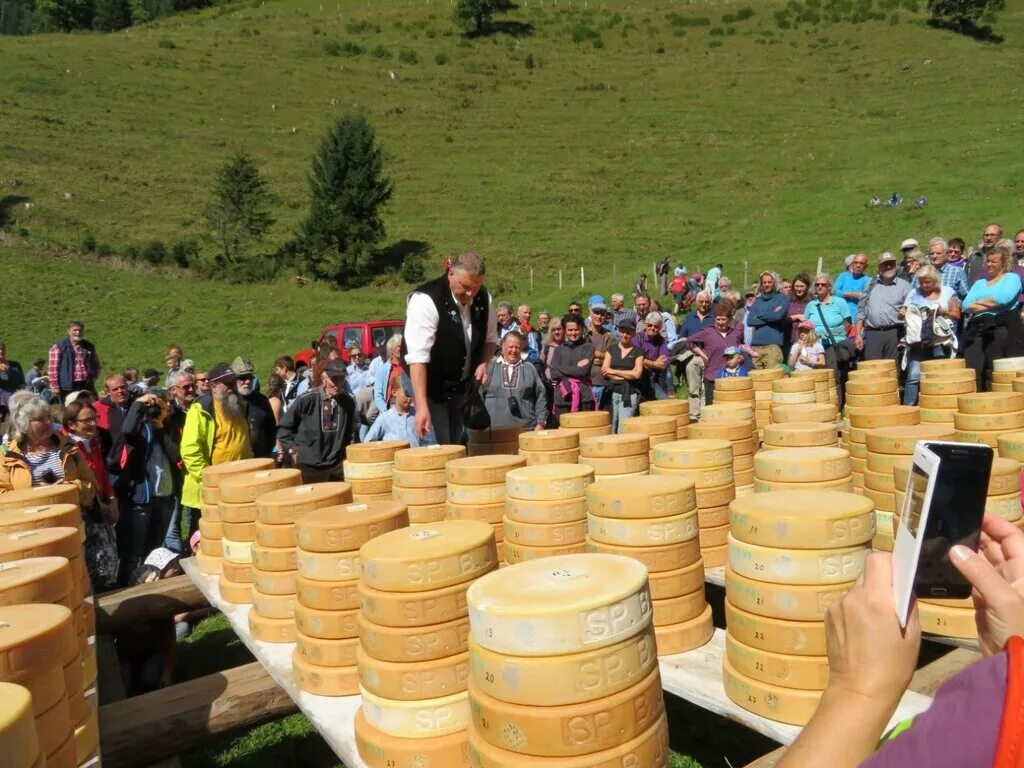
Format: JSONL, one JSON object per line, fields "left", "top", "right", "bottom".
{"left": 854, "top": 335, "right": 864, "bottom": 351}
{"left": 533, "top": 424, "right": 545, "bottom": 431}
{"left": 825, "top": 552, "right": 920, "bottom": 706}
{"left": 950, "top": 514, "right": 1024, "bottom": 656}
{"left": 656, "top": 355, "right": 668, "bottom": 367}
{"left": 474, "top": 363, "right": 489, "bottom": 385}
{"left": 414, "top": 406, "right": 432, "bottom": 439}
{"left": 576, "top": 359, "right": 589, "bottom": 368}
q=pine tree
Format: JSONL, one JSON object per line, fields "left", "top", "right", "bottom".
{"left": 205, "top": 150, "right": 275, "bottom": 268}
{"left": 297, "top": 115, "right": 393, "bottom": 287}
{"left": 453, "top": 0, "right": 495, "bottom": 34}
{"left": 927, "top": 0, "right": 1004, "bottom": 28}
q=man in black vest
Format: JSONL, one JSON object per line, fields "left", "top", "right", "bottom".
{"left": 403, "top": 251, "right": 498, "bottom": 444}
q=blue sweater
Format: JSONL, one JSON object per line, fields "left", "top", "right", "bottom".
{"left": 746, "top": 292, "right": 791, "bottom": 347}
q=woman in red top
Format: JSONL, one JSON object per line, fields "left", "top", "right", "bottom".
{"left": 62, "top": 401, "right": 117, "bottom": 522}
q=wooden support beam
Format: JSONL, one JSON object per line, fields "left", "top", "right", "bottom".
{"left": 99, "top": 662, "right": 297, "bottom": 768}
{"left": 97, "top": 574, "right": 207, "bottom": 633}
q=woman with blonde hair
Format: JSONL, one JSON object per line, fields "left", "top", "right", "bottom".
{"left": 901, "top": 264, "right": 961, "bottom": 404}
{"left": 788, "top": 320, "right": 825, "bottom": 371}
{"left": 962, "top": 244, "right": 1024, "bottom": 391}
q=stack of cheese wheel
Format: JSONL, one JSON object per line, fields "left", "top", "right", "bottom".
{"left": 0, "top": 604, "right": 80, "bottom": 767}
{"left": 0, "top": 682, "right": 41, "bottom": 768}
{"left": 691, "top": 417, "right": 757, "bottom": 495}
{"left": 998, "top": 432, "right": 1024, "bottom": 463}
{"left": 863, "top": 425, "right": 956, "bottom": 551}
{"left": 843, "top": 406, "right": 920, "bottom": 490}
{"left": 464, "top": 553, "right": 670, "bottom": 765}
{"left": 753, "top": 447, "right": 852, "bottom": 496}
{"left": 344, "top": 440, "right": 409, "bottom": 502}
{"left": 587, "top": 478, "right": 713, "bottom": 654}
{"left": 650, "top": 439, "right": 734, "bottom": 567}
{"left": 394, "top": 445, "right": 466, "bottom": 526}
{"left": 639, "top": 398, "right": 690, "bottom": 439}
{"left": 198, "top": 458, "right": 275, "bottom": 575}
{"left": 293, "top": 500, "right": 410, "bottom": 696}
{"left": 992, "top": 357, "right": 1024, "bottom": 391}
{"left": 502, "top": 465, "right": 592, "bottom": 564}
{"left": 620, "top": 415, "right": 678, "bottom": 465}
{"left": 770, "top": 377, "right": 815, "bottom": 422}
{"left": 711, "top": 376, "right": 754, "bottom": 408}
{"left": 0, "top": 558, "right": 93, "bottom": 759}
{"left": 354, "top": 520, "right": 498, "bottom": 766}
{"left": 792, "top": 368, "right": 837, "bottom": 406}
{"left": 517, "top": 429, "right": 579, "bottom": 466}
{"left": 558, "top": 410, "right": 611, "bottom": 438}
{"left": 749, "top": 368, "right": 785, "bottom": 432}
{"left": 760, "top": 422, "right": 839, "bottom": 451}
{"left": 215, "top": 468, "right": 302, "bottom": 606}
{"left": 954, "top": 391, "right": 1024, "bottom": 450}
{"left": 723, "top": 491, "right": 873, "bottom": 725}
{"left": 467, "top": 426, "right": 522, "bottom": 457}
{"left": 831, "top": 369, "right": 891, "bottom": 409}
{"left": 579, "top": 434, "right": 650, "bottom": 481}
{"left": 249, "top": 482, "right": 352, "bottom": 644}
{"left": 446, "top": 456, "right": 526, "bottom": 563}
{"left": 917, "top": 367, "right": 975, "bottom": 425}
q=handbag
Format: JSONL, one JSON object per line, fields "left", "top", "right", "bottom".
{"left": 815, "top": 303, "right": 853, "bottom": 364}
{"left": 462, "top": 379, "right": 491, "bottom": 431}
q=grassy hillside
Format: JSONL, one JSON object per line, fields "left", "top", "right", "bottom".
{"left": 3, "top": 0, "right": 1024, "bottom": 372}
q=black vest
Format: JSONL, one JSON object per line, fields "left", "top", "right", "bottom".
{"left": 403, "top": 275, "right": 490, "bottom": 402}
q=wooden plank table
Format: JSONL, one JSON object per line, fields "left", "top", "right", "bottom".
{"left": 180, "top": 558, "right": 368, "bottom": 768}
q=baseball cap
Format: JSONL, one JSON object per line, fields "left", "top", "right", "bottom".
{"left": 797, "top": 320, "right": 815, "bottom": 332}
{"left": 878, "top": 251, "right": 898, "bottom": 266}
{"left": 323, "top": 359, "right": 347, "bottom": 378}
{"left": 588, "top": 295, "right": 608, "bottom": 312}
{"left": 900, "top": 238, "right": 919, "bottom": 252}
{"left": 63, "top": 390, "right": 91, "bottom": 408}
{"left": 723, "top": 346, "right": 742, "bottom": 357}
{"left": 208, "top": 363, "right": 237, "bottom": 384}
{"left": 616, "top": 310, "right": 639, "bottom": 330}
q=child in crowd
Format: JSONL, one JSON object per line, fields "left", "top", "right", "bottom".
{"left": 363, "top": 376, "right": 435, "bottom": 446}
{"left": 715, "top": 346, "right": 750, "bottom": 379}
{"left": 788, "top": 320, "right": 825, "bottom": 371}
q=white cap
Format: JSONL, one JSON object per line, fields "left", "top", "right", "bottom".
{"left": 900, "top": 238, "right": 919, "bottom": 251}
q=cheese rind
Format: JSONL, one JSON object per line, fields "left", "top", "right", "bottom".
{"left": 255, "top": 482, "right": 352, "bottom": 524}
{"left": 359, "top": 687, "right": 469, "bottom": 738}
{"left": 585, "top": 476, "right": 696, "bottom": 519}
{"left": 653, "top": 604, "right": 715, "bottom": 655}
{"left": 297, "top": 549, "right": 360, "bottom": 582}
{"left": 753, "top": 448, "right": 851, "bottom": 482}
{"left": 0, "top": 528, "right": 79, "bottom": 565}
{"left": 0, "top": 558, "right": 73, "bottom": 608}
{"left": 652, "top": 588, "right": 708, "bottom": 626}
{"left": 578, "top": 434, "right": 649, "bottom": 458}
{"left": 0, "top": 682, "right": 39, "bottom": 768}
{"left": 354, "top": 707, "right": 470, "bottom": 768}
{"left": 727, "top": 534, "right": 869, "bottom": 585}
{"left": 728, "top": 491, "right": 874, "bottom": 548}
{"left": 518, "top": 429, "right": 580, "bottom": 452}
{"left": 359, "top": 614, "right": 469, "bottom": 662}
{"left": 865, "top": 425, "right": 958, "bottom": 455}
{"left": 725, "top": 634, "right": 830, "bottom": 690}
{"left": 393, "top": 445, "right": 467, "bottom": 471}
{"left": 295, "top": 502, "right": 408, "bottom": 556}
{"left": 342, "top": 461, "right": 395, "bottom": 480}
{"left": 578, "top": 454, "right": 650, "bottom": 475}
{"left": 649, "top": 464, "right": 733, "bottom": 488}
{"left": 0, "top": 604, "right": 73, "bottom": 679}
{"left": 620, "top": 416, "right": 677, "bottom": 436}
{"left": 248, "top": 612, "right": 297, "bottom": 643}
{"left": 723, "top": 657, "right": 823, "bottom": 726}
{"left": 356, "top": 646, "right": 469, "bottom": 701}
{"left": 587, "top": 511, "right": 698, "bottom": 547}
{"left": 503, "top": 497, "right": 587, "bottom": 525}
{"left": 725, "top": 600, "right": 827, "bottom": 655}
{"left": 504, "top": 465, "right": 594, "bottom": 500}
{"left": 0, "top": 505, "right": 80, "bottom": 535}
{"left": 467, "top": 666, "right": 664, "bottom": 757}
{"left": 291, "top": 651, "right": 359, "bottom": 696}
{"left": 503, "top": 541, "right": 587, "bottom": 564}
{"left": 585, "top": 537, "right": 701, "bottom": 573}
{"left": 218, "top": 469, "right": 301, "bottom": 503}
{"left": 445, "top": 456, "right": 527, "bottom": 486}
{"left": 753, "top": 476, "right": 853, "bottom": 493}
{"left": 648, "top": 560, "right": 704, "bottom": 600}
{"left": 503, "top": 518, "right": 588, "bottom": 547}
{"left": 358, "top": 580, "right": 469, "bottom": 628}
{"left": 725, "top": 568, "right": 852, "bottom": 621}
{"left": 295, "top": 632, "right": 359, "bottom": 668}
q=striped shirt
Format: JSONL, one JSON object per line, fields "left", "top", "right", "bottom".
{"left": 24, "top": 449, "right": 64, "bottom": 485}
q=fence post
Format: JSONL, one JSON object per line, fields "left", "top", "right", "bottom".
{"left": 530, "top": 267, "right": 534, "bottom": 291}
{"left": 743, "top": 260, "right": 748, "bottom": 289}
{"left": 816, "top": 257, "right": 823, "bottom": 277}
{"left": 580, "top": 267, "right": 585, "bottom": 288}
{"left": 558, "top": 268, "right": 563, "bottom": 290}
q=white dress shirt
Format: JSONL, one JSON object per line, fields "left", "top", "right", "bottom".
{"left": 405, "top": 289, "right": 498, "bottom": 379}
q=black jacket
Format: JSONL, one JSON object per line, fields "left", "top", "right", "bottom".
{"left": 277, "top": 388, "right": 356, "bottom": 470}
{"left": 121, "top": 400, "right": 183, "bottom": 500}
{"left": 243, "top": 392, "right": 277, "bottom": 459}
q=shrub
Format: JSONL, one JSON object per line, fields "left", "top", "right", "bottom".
{"left": 435, "top": 51, "right": 449, "bottom": 64}
{"left": 143, "top": 239, "right": 167, "bottom": 264}
{"left": 97, "top": 243, "right": 114, "bottom": 257}
{"left": 570, "top": 23, "right": 600, "bottom": 42}
{"left": 171, "top": 239, "right": 199, "bottom": 268}
{"left": 398, "top": 48, "right": 419, "bottom": 64}
{"left": 340, "top": 41, "right": 364, "bottom": 56}
{"left": 400, "top": 251, "right": 426, "bottom": 283}
{"left": 157, "top": 38, "right": 176, "bottom": 49}
{"left": 370, "top": 44, "right": 391, "bottom": 59}
{"left": 124, "top": 244, "right": 141, "bottom": 261}
{"left": 735, "top": 6, "right": 755, "bottom": 20}
{"left": 81, "top": 233, "right": 97, "bottom": 252}
{"left": 323, "top": 40, "right": 342, "bottom": 55}
{"left": 524, "top": 52, "right": 535, "bottom": 69}
{"left": 665, "top": 12, "right": 710, "bottom": 26}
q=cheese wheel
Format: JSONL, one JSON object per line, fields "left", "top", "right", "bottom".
{"left": 295, "top": 502, "right": 409, "bottom": 554}
{"left": 917, "top": 601, "right": 977, "bottom": 639}
{"left": 845, "top": 378, "right": 898, "bottom": 396}
{"left": 695, "top": 484, "right": 736, "bottom": 508}
{"left": 704, "top": 403, "right": 756, "bottom": 420}
{"left": 296, "top": 574, "right": 359, "bottom": 611}
{"left": 846, "top": 406, "right": 920, "bottom": 429}
{"left": 864, "top": 467, "right": 895, "bottom": 493}
{"left": 198, "top": 518, "right": 223, "bottom": 541}
{"left": 357, "top": 644, "right": 468, "bottom": 700}
{"left": 865, "top": 425, "right": 958, "bottom": 454}
{"left": 503, "top": 518, "right": 587, "bottom": 548}
{"left": 359, "top": 614, "right": 469, "bottom": 662}
{"left": 0, "top": 487, "right": 78, "bottom": 512}
{"left": 921, "top": 359, "right": 966, "bottom": 372}
{"left": 865, "top": 451, "right": 912, "bottom": 475}
{"left": 252, "top": 589, "right": 296, "bottom": 619}
{"left": 33, "top": 695, "right": 71, "bottom": 758}
{"left": 770, "top": 392, "right": 817, "bottom": 406}
{"left": 723, "top": 657, "right": 822, "bottom": 726}
{"left": 11, "top": 663, "right": 64, "bottom": 716}
{"left": 956, "top": 392, "right": 1024, "bottom": 415}
{"left": 956, "top": 410, "right": 1024, "bottom": 432}
{"left": 251, "top": 544, "right": 297, "bottom": 573}
{"left": 518, "top": 449, "right": 581, "bottom": 466}
{"left": 466, "top": 554, "right": 651, "bottom": 656}
{"left": 698, "top": 522, "right": 729, "bottom": 548}
{"left": 218, "top": 502, "right": 257, "bottom": 524}
{"left": 0, "top": 605, "right": 72, "bottom": 679}
{"left": 578, "top": 454, "right": 650, "bottom": 475}
{"left": 919, "top": 394, "right": 961, "bottom": 409}
{"left": 294, "top": 603, "right": 359, "bottom": 640}
{"left": 652, "top": 586, "right": 707, "bottom": 626}
{"left": 690, "top": 422, "right": 752, "bottom": 441}
{"left": 201, "top": 458, "right": 275, "bottom": 488}
{"left": 770, "top": 404, "right": 838, "bottom": 423}
{"left": 712, "top": 377, "right": 753, "bottom": 392}
{"left": 252, "top": 568, "right": 297, "bottom": 595}
{"left": 0, "top": 528, "right": 79, "bottom": 566}
{"left": 697, "top": 504, "right": 730, "bottom": 528}
{"left": 578, "top": 434, "right": 649, "bottom": 458}
{"left": 72, "top": 701, "right": 97, "bottom": 764}
{"left": 295, "top": 631, "right": 358, "bottom": 668}
{"left": 201, "top": 502, "right": 221, "bottom": 523}
{"left": 921, "top": 379, "right": 975, "bottom": 396}
{"left": 292, "top": 651, "right": 359, "bottom": 696}
{"left": 848, "top": 442, "right": 867, "bottom": 459}
{"left": 750, "top": 369, "right": 787, "bottom": 382}
{"left": 647, "top": 559, "right": 704, "bottom": 601}
{"left": 248, "top": 612, "right": 296, "bottom": 643}
{"left": 753, "top": 448, "right": 851, "bottom": 483}
{"left": 346, "top": 440, "right": 409, "bottom": 464}
{"left": 390, "top": 468, "right": 447, "bottom": 489}
{"left": 861, "top": 485, "right": 897, "bottom": 513}
{"left": 469, "top": 665, "right": 663, "bottom": 757}
{"left": 394, "top": 445, "right": 467, "bottom": 471}
{"left": 445, "top": 456, "right": 527, "bottom": 486}
{"left": 0, "top": 682, "right": 39, "bottom": 768}
{"left": 647, "top": 441, "right": 732, "bottom": 472}
{"left": 199, "top": 535, "right": 224, "bottom": 558}
{"left": 517, "top": 429, "right": 579, "bottom": 452}
{"left": 753, "top": 476, "right": 853, "bottom": 493}
{"left": 359, "top": 521, "right": 497, "bottom": 593}
{"left": 587, "top": 511, "right": 698, "bottom": 547}
{"left": 997, "top": 432, "right": 1024, "bottom": 461}
{"left": 989, "top": 458, "right": 1022, "bottom": 495}
{"left": 653, "top": 604, "right": 714, "bottom": 655}
{"left": 218, "top": 469, "right": 301, "bottom": 504}
{"left": 201, "top": 486, "right": 220, "bottom": 506}
{"left": 217, "top": 576, "right": 252, "bottom": 604}
{"left": 650, "top": 464, "right": 733, "bottom": 488}
{"left": 445, "top": 502, "right": 504, "bottom": 525}
{"left": 846, "top": 392, "right": 900, "bottom": 408}
{"left": 725, "top": 568, "right": 851, "bottom": 621}
{"left": 586, "top": 537, "right": 700, "bottom": 574}
{"left": 994, "top": 357, "right": 1024, "bottom": 372}
{"left": 727, "top": 534, "right": 868, "bottom": 585}
{"left": 987, "top": 493, "right": 1023, "bottom": 522}
{"left": 467, "top": 625, "right": 657, "bottom": 706}
{"left": 762, "top": 422, "right": 837, "bottom": 448}
{"left": 0, "top": 505, "right": 80, "bottom": 536}
{"left": 361, "top": 686, "right": 470, "bottom": 739}
{"left": 620, "top": 416, "right": 677, "bottom": 436}
{"left": 713, "top": 389, "right": 755, "bottom": 402}
{"left": 354, "top": 707, "right": 470, "bottom": 768}
{"left": 725, "top": 600, "right": 826, "bottom": 656}
{"left": 80, "top": 647, "right": 96, "bottom": 690}
{"left": 297, "top": 549, "right": 360, "bottom": 582}
{"left": 220, "top": 520, "right": 256, "bottom": 541}
{"left": 255, "top": 482, "right": 352, "bottom": 524}
{"left": 772, "top": 378, "right": 814, "bottom": 394}
{"left": 348, "top": 479, "right": 394, "bottom": 498}
{"left": 391, "top": 485, "right": 448, "bottom": 506}
{"left": 342, "top": 461, "right": 394, "bottom": 480}
{"left": 61, "top": 653, "right": 81, "bottom": 701}
{"left": 221, "top": 560, "right": 253, "bottom": 583}
{"left": 195, "top": 551, "right": 222, "bottom": 575}
{"left": 504, "top": 541, "right": 587, "bottom": 564}
{"left": 0, "top": 558, "right": 73, "bottom": 608}
{"left": 358, "top": 580, "right": 469, "bottom": 628}
{"left": 445, "top": 483, "right": 505, "bottom": 506}
{"left": 408, "top": 503, "right": 447, "bottom": 524}
{"left": 504, "top": 465, "right": 594, "bottom": 501}
{"left": 726, "top": 634, "right": 829, "bottom": 690}
{"left": 729, "top": 491, "right": 873, "bottom": 549}
{"left": 585, "top": 476, "right": 696, "bottom": 520}
{"left": 221, "top": 538, "right": 253, "bottom": 564}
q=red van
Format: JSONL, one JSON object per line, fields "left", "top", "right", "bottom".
{"left": 295, "top": 320, "right": 405, "bottom": 368}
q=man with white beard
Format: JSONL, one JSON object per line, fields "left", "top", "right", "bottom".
{"left": 180, "top": 363, "right": 253, "bottom": 530}
{"left": 233, "top": 357, "right": 276, "bottom": 459}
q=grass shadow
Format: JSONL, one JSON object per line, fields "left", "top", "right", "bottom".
{"left": 468, "top": 19, "right": 535, "bottom": 37}
{"left": 374, "top": 238, "right": 432, "bottom": 271}
{"left": 174, "top": 612, "right": 255, "bottom": 682}
{"left": 0, "top": 195, "right": 31, "bottom": 227}
{"left": 181, "top": 712, "right": 345, "bottom": 768}
{"left": 926, "top": 17, "right": 1004, "bottom": 42}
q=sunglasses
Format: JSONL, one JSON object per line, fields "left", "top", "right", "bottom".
{"left": 75, "top": 416, "right": 98, "bottom": 424}
{"left": 237, "top": 375, "right": 254, "bottom": 381}
{"left": 814, "top": 282, "right": 829, "bottom": 287}
{"left": 196, "top": 378, "right": 209, "bottom": 383}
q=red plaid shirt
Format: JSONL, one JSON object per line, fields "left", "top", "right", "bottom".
{"left": 48, "top": 340, "right": 89, "bottom": 389}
